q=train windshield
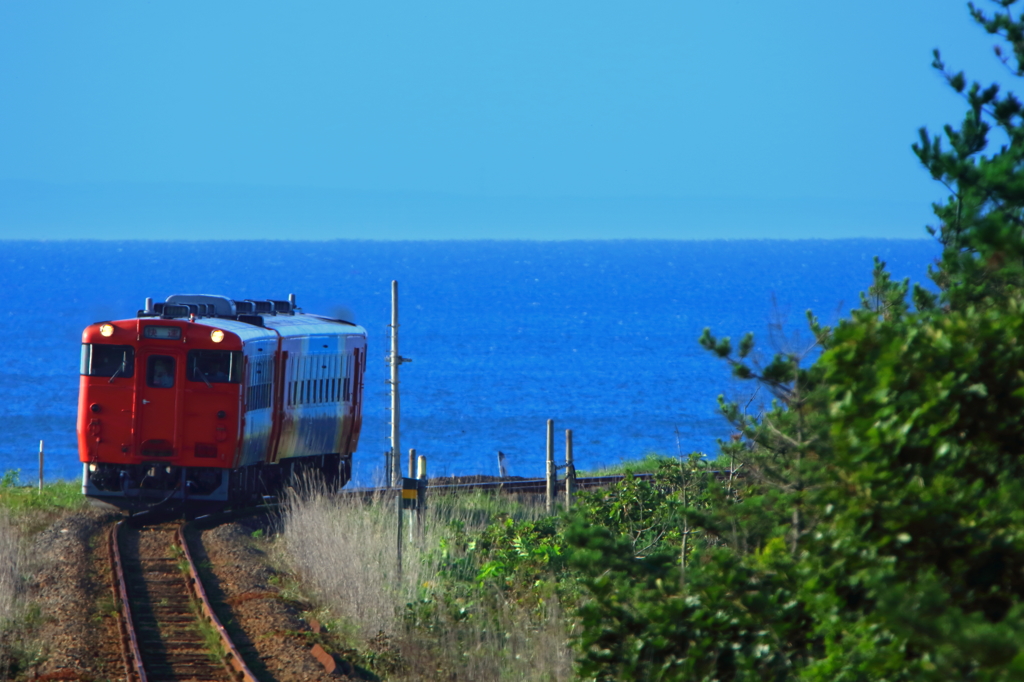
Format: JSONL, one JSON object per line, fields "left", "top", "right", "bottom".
{"left": 187, "top": 350, "right": 242, "bottom": 384}
{"left": 80, "top": 344, "right": 135, "bottom": 378}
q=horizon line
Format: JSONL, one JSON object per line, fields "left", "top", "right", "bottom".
{"left": 0, "top": 236, "right": 937, "bottom": 243}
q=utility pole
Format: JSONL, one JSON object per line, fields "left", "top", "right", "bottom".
{"left": 387, "top": 281, "right": 411, "bottom": 488}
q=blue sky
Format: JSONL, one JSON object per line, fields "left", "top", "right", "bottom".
{"left": 0, "top": 1, "right": 1010, "bottom": 239}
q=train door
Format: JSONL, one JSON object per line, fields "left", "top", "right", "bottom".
{"left": 135, "top": 351, "right": 182, "bottom": 458}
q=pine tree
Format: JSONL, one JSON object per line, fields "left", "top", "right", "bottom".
{"left": 914, "top": 1, "right": 1024, "bottom": 309}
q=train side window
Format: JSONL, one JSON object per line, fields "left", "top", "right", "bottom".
{"left": 147, "top": 356, "right": 175, "bottom": 388}
{"left": 306, "top": 357, "right": 312, "bottom": 404}
{"left": 336, "top": 356, "right": 342, "bottom": 402}
{"left": 290, "top": 352, "right": 299, "bottom": 401}
{"left": 245, "top": 356, "right": 273, "bottom": 411}
{"left": 344, "top": 352, "right": 352, "bottom": 401}
{"left": 187, "top": 350, "right": 242, "bottom": 384}
{"left": 314, "top": 360, "right": 322, "bottom": 404}
{"left": 80, "top": 344, "right": 135, "bottom": 378}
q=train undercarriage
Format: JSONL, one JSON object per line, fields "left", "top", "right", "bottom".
{"left": 83, "top": 453, "right": 352, "bottom": 513}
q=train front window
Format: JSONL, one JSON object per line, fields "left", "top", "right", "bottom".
{"left": 80, "top": 344, "right": 135, "bottom": 378}
{"left": 187, "top": 350, "right": 242, "bottom": 384}
{"left": 147, "top": 356, "right": 176, "bottom": 388}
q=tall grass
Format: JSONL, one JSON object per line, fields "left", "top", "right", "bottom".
{"left": 0, "top": 512, "right": 22, "bottom": 625}
{"left": 0, "top": 509, "right": 25, "bottom": 679}
{"left": 280, "top": 485, "right": 573, "bottom": 681}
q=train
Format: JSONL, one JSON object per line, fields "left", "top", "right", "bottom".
{"left": 77, "top": 294, "right": 367, "bottom": 511}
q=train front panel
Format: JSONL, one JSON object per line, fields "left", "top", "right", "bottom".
{"left": 78, "top": 318, "right": 253, "bottom": 508}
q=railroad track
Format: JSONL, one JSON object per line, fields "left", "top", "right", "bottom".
{"left": 108, "top": 520, "right": 259, "bottom": 682}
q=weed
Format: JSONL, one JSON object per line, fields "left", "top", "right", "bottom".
{"left": 168, "top": 543, "right": 192, "bottom": 575}
{"left": 193, "top": 617, "right": 227, "bottom": 663}
{"left": 0, "top": 603, "right": 48, "bottom": 679}
{"left": 94, "top": 595, "right": 119, "bottom": 621}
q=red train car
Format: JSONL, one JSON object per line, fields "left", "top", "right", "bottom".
{"left": 78, "top": 294, "right": 367, "bottom": 511}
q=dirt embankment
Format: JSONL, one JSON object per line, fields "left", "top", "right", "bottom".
{"left": 190, "top": 516, "right": 353, "bottom": 681}
{"left": 23, "top": 509, "right": 124, "bottom": 681}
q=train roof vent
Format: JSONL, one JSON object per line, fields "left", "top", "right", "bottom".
{"left": 245, "top": 300, "right": 274, "bottom": 314}
{"left": 153, "top": 303, "right": 190, "bottom": 319}
{"left": 269, "top": 300, "right": 294, "bottom": 314}
{"left": 236, "top": 314, "right": 266, "bottom": 327}
{"left": 166, "top": 295, "right": 236, "bottom": 317}
{"left": 234, "top": 300, "right": 255, "bottom": 314}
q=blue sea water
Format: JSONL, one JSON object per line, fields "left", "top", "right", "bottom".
{"left": 0, "top": 239, "right": 940, "bottom": 486}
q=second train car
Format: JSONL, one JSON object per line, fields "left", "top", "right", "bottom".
{"left": 77, "top": 294, "right": 367, "bottom": 511}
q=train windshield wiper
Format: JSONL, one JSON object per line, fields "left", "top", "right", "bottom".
{"left": 196, "top": 365, "right": 213, "bottom": 389}
{"left": 108, "top": 353, "right": 128, "bottom": 384}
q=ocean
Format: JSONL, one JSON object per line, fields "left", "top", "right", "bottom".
{"left": 0, "top": 239, "right": 940, "bottom": 486}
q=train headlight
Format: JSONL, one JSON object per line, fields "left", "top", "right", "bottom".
{"left": 88, "top": 463, "right": 97, "bottom": 472}
{"left": 211, "top": 329, "right": 225, "bottom": 343}
{"left": 99, "top": 324, "right": 114, "bottom": 337}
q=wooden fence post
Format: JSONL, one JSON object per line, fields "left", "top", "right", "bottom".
{"left": 417, "top": 455, "right": 427, "bottom": 538}
{"left": 396, "top": 485, "right": 404, "bottom": 581}
{"left": 546, "top": 420, "right": 555, "bottom": 514}
{"left": 565, "top": 430, "right": 574, "bottom": 511}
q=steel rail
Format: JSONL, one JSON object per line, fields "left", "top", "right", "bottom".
{"left": 176, "top": 524, "right": 261, "bottom": 682}
{"left": 110, "top": 520, "right": 146, "bottom": 682}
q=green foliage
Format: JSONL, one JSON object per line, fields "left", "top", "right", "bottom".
{"left": 567, "top": 524, "right": 810, "bottom": 682}
{"left": 566, "top": 295, "right": 1024, "bottom": 679}
{"left": 802, "top": 297, "right": 1024, "bottom": 679}
{"left": 471, "top": 515, "right": 568, "bottom": 603}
